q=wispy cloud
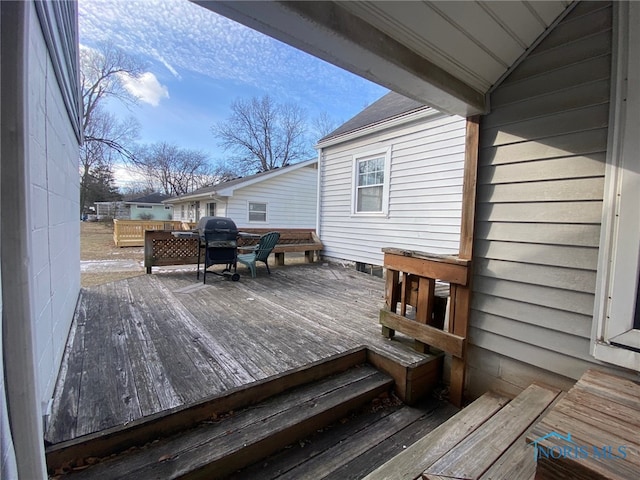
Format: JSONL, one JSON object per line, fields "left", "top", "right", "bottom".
{"left": 119, "top": 71, "right": 169, "bottom": 106}
{"left": 78, "top": 0, "right": 385, "bottom": 110}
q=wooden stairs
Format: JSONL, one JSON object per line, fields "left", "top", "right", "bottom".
{"left": 51, "top": 364, "right": 394, "bottom": 479}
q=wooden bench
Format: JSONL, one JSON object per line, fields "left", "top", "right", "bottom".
{"left": 144, "top": 228, "right": 323, "bottom": 273}
{"left": 364, "top": 383, "right": 561, "bottom": 480}
{"left": 237, "top": 228, "right": 323, "bottom": 265}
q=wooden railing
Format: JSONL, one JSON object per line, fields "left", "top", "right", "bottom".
{"left": 380, "top": 248, "right": 471, "bottom": 407}
{"left": 144, "top": 228, "right": 323, "bottom": 273}
{"left": 113, "top": 220, "right": 193, "bottom": 247}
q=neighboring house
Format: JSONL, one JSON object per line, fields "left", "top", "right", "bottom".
{"left": 125, "top": 192, "right": 173, "bottom": 220}
{"left": 95, "top": 194, "right": 173, "bottom": 220}
{"left": 205, "top": 1, "right": 640, "bottom": 399}
{"left": 94, "top": 201, "right": 127, "bottom": 219}
{"left": 1, "top": 1, "right": 82, "bottom": 478}
{"left": 316, "top": 92, "right": 466, "bottom": 267}
{"left": 163, "top": 159, "right": 318, "bottom": 229}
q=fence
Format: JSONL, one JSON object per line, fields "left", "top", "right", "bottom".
{"left": 113, "top": 220, "right": 195, "bottom": 247}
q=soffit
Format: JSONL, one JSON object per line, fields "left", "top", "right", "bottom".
{"left": 194, "top": 1, "right": 573, "bottom": 116}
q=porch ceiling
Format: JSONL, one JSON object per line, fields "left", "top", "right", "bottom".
{"left": 194, "top": 0, "right": 573, "bottom": 117}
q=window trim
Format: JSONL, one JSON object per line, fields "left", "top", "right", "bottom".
{"left": 248, "top": 201, "right": 267, "bottom": 223}
{"left": 351, "top": 147, "right": 392, "bottom": 217}
{"left": 592, "top": 0, "right": 640, "bottom": 370}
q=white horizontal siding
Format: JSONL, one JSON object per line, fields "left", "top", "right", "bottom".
{"left": 319, "top": 113, "right": 466, "bottom": 265}
{"left": 471, "top": 1, "right": 612, "bottom": 382}
{"left": 225, "top": 165, "right": 317, "bottom": 229}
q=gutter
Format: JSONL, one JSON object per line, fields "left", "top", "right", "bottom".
{"left": 316, "top": 107, "right": 442, "bottom": 149}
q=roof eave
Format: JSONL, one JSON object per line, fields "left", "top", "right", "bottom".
{"left": 316, "top": 107, "right": 441, "bottom": 149}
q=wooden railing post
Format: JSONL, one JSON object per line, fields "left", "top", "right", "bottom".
{"left": 380, "top": 248, "right": 470, "bottom": 407}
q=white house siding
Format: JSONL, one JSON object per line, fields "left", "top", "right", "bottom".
{"left": 319, "top": 113, "right": 466, "bottom": 266}
{"left": 468, "top": 1, "right": 617, "bottom": 396}
{"left": 171, "top": 200, "right": 228, "bottom": 222}
{"left": 27, "top": 3, "right": 81, "bottom": 415}
{"left": 224, "top": 165, "right": 318, "bottom": 229}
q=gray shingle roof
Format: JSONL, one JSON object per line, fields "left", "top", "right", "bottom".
{"left": 319, "top": 91, "right": 427, "bottom": 143}
{"left": 126, "top": 192, "right": 171, "bottom": 204}
{"left": 164, "top": 158, "right": 317, "bottom": 202}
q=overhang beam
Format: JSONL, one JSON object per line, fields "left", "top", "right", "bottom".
{"left": 195, "top": 1, "right": 487, "bottom": 116}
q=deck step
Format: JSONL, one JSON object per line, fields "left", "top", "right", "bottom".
{"left": 365, "top": 383, "right": 562, "bottom": 480}
{"left": 60, "top": 364, "right": 393, "bottom": 480}
{"left": 229, "top": 396, "right": 459, "bottom": 479}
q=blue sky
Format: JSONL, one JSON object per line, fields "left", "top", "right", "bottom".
{"left": 78, "top": 0, "right": 387, "bottom": 184}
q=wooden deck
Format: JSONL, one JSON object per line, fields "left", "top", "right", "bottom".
{"left": 46, "top": 262, "right": 441, "bottom": 446}
{"left": 530, "top": 368, "right": 640, "bottom": 479}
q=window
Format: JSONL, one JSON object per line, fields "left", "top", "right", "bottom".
{"left": 592, "top": 1, "right": 640, "bottom": 369}
{"left": 352, "top": 148, "right": 391, "bottom": 215}
{"left": 207, "top": 202, "right": 216, "bottom": 217}
{"left": 180, "top": 205, "right": 185, "bottom": 220}
{"left": 136, "top": 205, "right": 152, "bottom": 209}
{"left": 248, "top": 202, "right": 267, "bottom": 222}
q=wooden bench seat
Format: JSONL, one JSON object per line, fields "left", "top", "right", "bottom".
{"left": 364, "top": 383, "right": 561, "bottom": 480}
{"left": 144, "top": 228, "right": 323, "bottom": 273}
{"left": 237, "top": 228, "right": 323, "bottom": 264}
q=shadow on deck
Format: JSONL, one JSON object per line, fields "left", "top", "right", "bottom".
{"left": 45, "top": 263, "right": 443, "bottom": 459}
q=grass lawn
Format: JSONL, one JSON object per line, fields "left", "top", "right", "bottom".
{"left": 81, "top": 221, "right": 145, "bottom": 287}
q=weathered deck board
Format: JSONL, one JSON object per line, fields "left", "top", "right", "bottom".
{"left": 277, "top": 407, "right": 427, "bottom": 480}
{"left": 46, "top": 264, "right": 437, "bottom": 445}
{"left": 424, "top": 384, "right": 560, "bottom": 479}
{"left": 66, "top": 366, "right": 392, "bottom": 480}
{"left": 229, "top": 397, "right": 459, "bottom": 480}
{"left": 323, "top": 401, "right": 460, "bottom": 480}
{"left": 530, "top": 368, "right": 640, "bottom": 480}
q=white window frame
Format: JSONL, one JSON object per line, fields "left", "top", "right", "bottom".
{"left": 592, "top": 1, "right": 640, "bottom": 370}
{"left": 248, "top": 201, "right": 267, "bottom": 223}
{"left": 207, "top": 202, "right": 216, "bottom": 217}
{"left": 351, "top": 147, "right": 391, "bottom": 216}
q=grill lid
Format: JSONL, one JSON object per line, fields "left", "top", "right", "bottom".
{"left": 197, "top": 216, "right": 238, "bottom": 237}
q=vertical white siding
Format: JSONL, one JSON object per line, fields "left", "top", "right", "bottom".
{"left": 319, "top": 114, "right": 466, "bottom": 265}
{"left": 27, "top": 6, "right": 80, "bottom": 411}
{"left": 471, "top": 1, "right": 614, "bottom": 383}
{"left": 225, "top": 165, "right": 318, "bottom": 229}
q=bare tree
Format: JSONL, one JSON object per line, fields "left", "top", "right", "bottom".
{"left": 134, "top": 142, "right": 215, "bottom": 196}
{"left": 81, "top": 43, "right": 144, "bottom": 131}
{"left": 311, "top": 111, "right": 341, "bottom": 141}
{"left": 212, "top": 95, "right": 310, "bottom": 174}
{"left": 79, "top": 43, "right": 143, "bottom": 212}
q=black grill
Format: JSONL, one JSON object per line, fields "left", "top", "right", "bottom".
{"left": 196, "top": 216, "right": 240, "bottom": 283}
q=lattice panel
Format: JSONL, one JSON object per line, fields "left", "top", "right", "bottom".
{"left": 152, "top": 237, "right": 199, "bottom": 259}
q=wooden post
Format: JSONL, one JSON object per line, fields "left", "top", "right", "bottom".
{"left": 449, "top": 114, "right": 480, "bottom": 407}
{"left": 414, "top": 276, "right": 435, "bottom": 353}
{"left": 459, "top": 115, "right": 479, "bottom": 261}
{"left": 448, "top": 285, "right": 471, "bottom": 407}
{"left": 382, "top": 269, "right": 400, "bottom": 338}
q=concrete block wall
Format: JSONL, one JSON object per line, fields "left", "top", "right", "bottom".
{"left": 26, "top": 6, "right": 81, "bottom": 414}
